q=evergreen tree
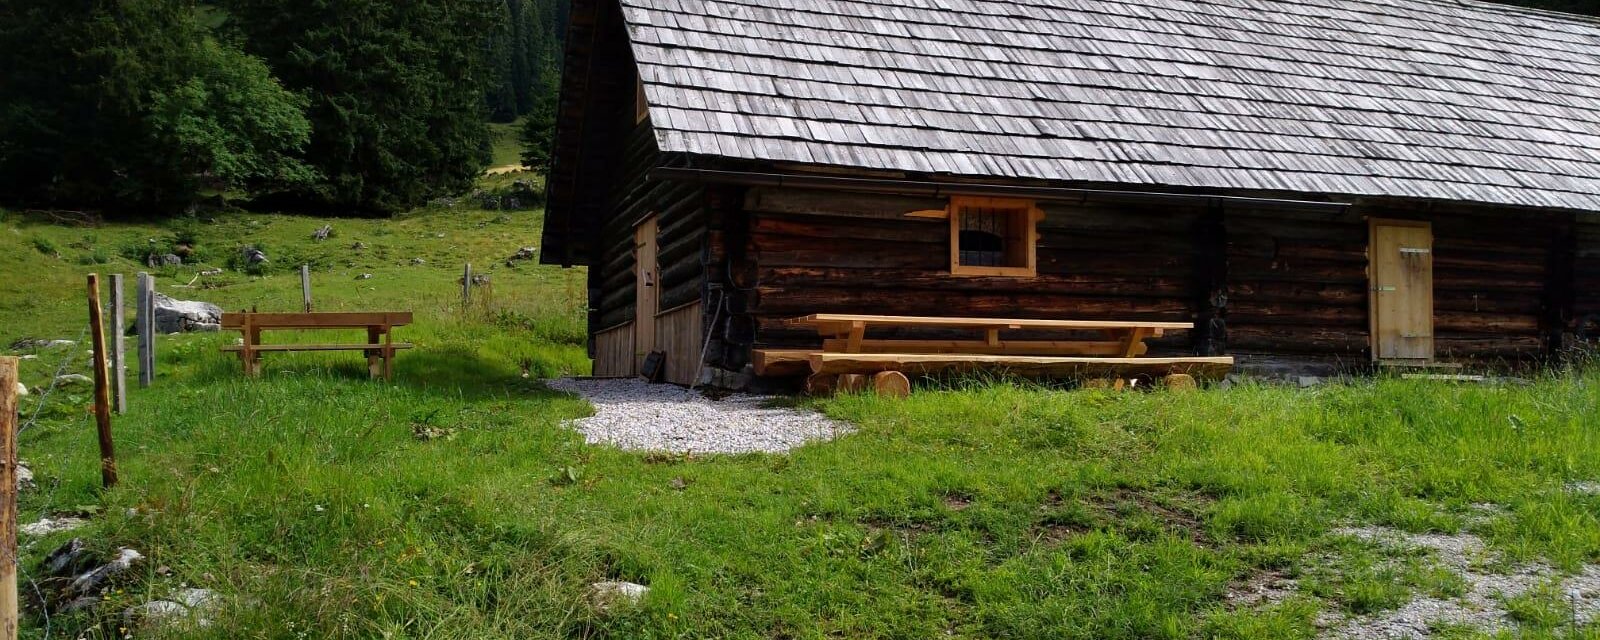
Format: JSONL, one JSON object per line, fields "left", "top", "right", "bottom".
{"left": 0, "top": 0, "right": 313, "bottom": 211}
{"left": 223, "top": 0, "right": 497, "bottom": 213}
{"left": 519, "top": 68, "right": 559, "bottom": 172}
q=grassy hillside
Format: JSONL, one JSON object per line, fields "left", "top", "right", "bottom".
{"left": 3, "top": 205, "right": 1600, "bottom": 639}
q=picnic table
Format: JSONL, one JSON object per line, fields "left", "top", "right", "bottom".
{"left": 221, "top": 311, "right": 413, "bottom": 380}
{"left": 752, "top": 313, "right": 1233, "bottom": 392}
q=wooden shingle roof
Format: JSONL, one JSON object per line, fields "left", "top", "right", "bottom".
{"left": 622, "top": 0, "right": 1600, "bottom": 212}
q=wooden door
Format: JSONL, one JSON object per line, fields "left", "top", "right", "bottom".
{"left": 1369, "top": 220, "right": 1434, "bottom": 361}
{"left": 634, "top": 216, "right": 659, "bottom": 371}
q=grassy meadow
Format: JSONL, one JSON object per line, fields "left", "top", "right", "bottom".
{"left": 2, "top": 203, "right": 1600, "bottom": 639}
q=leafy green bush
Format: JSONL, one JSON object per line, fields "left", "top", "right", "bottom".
{"left": 29, "top": 236, "right": 58, "bottom": 257}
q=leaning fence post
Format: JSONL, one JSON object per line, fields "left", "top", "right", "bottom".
{"left": 136, "top": 272, "right": 155, "bottom": 387}
{"left": 462, "top": 263, "right": 473, "bottom": 305}
{"left": 0, "top": 355, "right": 19, "bottom": 640}
{"left": 87, "top": 275, "right": 118, "bottom": 489}
{"left": 110, "top": 274, "right": 126, "bottom": 413}
{"left": 300, "top": 264, "right": 312, "bottom": 313}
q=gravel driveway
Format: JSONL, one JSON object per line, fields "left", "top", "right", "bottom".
{"left": 546, "top": 378, "right": 852, "bottom": 454}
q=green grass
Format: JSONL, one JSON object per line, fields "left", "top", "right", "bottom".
{"left": 4, "top": 205, "right": 1600, "bottom": 638}
{"left": 487, "top": 117, "right": 526, "bottom": 169}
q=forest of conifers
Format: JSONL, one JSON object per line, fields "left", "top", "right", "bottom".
{"left": 0, "top": 0, "right": 1594, "bottom": 216}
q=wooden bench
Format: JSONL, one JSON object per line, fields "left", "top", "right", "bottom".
{"left": 753, "top": 313, "right": 1233, "bottom": 393}
{"left": 220, "top": 312, "right": 413, "bottom": 380}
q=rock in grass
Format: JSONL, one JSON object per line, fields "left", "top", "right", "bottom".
{"left": 587, "top": 581, "right": 649, "bottom": 612}
{"left": 54, "top": 373, "right": 92, "bottom": 386}
{"left": 17, "top": 460, "right": 32, "bottom": 490}
{"left": 152, "top": 292, "right": 223, "bottom": 333}
{"left": 42, "top": 538, "right": 94, "bottom": 577}
{"left": 312, "top": 224, "right": 333, "bottom": 241}
{"left": 14, "top": 381, "right": 26, "bottom": 397}
{"left": 241, "top": 246, "right": 269, "bottom": 265}
{"left": 22, "top": 517, "right": 88, "bottom": 537}
{"left": 410, "top": 257, "right": 427, "bottom": 265}
{"left": 69, "top": 548, "right": 144, "bottom": 598}
{"left": 124, "top": 600, "right": 189, "bottom": 628}
{"left": 355, "top": 273, "right": 373, "bottom": 280}
{"left": 508, "top": 246, "right": 538, "bottom": 262}
{"left": 10, "top": 338, "right": 74, "bottom": 351}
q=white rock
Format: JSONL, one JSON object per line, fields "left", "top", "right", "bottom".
{"left": 22, "top": 517, "right": 87, "bottom": 537}
{"left": 587, "top": 581, "right": 649, "bottom": 611}
{"left": 13, "top": 381, "right": 25, "bottom": 396}
{"left": 152, "top": 292, "right": 222, "bottom": 333}
{"left": 54, "top": 373, "right": 92, "bottom": 386}
{"left": 17, "top": 461, "right": 32, "bottom": 490}
{"left": 123, "top": 600, "right": 189, "bottom": 628}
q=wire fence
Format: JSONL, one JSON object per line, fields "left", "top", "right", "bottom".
{"left": 12, "top": 322, "right": 96, "bottom": 640}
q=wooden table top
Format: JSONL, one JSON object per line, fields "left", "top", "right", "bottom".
{"left": 221, "top": 311, "right": 413, "bottom": 329}
{"left": 795, "top": 313, "right": 1192, "bottom": 331}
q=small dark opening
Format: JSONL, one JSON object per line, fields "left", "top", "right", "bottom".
{"left": 958, "top": 206, "right": 1012, "bottom": 267}
{"left": 958, "top": 229, "right": 1005, "bottom": 266}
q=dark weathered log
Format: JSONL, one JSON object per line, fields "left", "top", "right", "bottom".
{"left": 1227, "top": 258, "right": 1365, "bottom": 284}
{"left": 1227, "top": 326, "right": 1368, "bottom": 354}
{"left": 744, "top": 187, "right": 948, "bottom": 220}
{"left": 750, "top": 287, "right": 1193, "bottom": 318}
{"left": 751, "top": 213, "right": 944, "bottom": 244}
{"left": 1229, "top": 302, "right": 1367, "bottom": 326}
{"left": 757, "top": 266, "right": 1191, "bottom": 297}
{"left": 1228, "top": 281, "right": 1367, "bottom": 305}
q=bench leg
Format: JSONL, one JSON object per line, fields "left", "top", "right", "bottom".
{"left": 872, "top": 371, "right": 911, "bottom": 398}
{"left": 366, "top": 327, "right": 382, "bottom": 379}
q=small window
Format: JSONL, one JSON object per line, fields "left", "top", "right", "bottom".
{"left": 949, "top": 196, "right": 1039, "bottom": 276}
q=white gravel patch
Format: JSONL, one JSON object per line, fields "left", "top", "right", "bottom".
{"left": 1321, "top": 526, "right": 1600, "bottom": 639}
{"left": 546, "top": 378, "right": 852, "bottom": 454}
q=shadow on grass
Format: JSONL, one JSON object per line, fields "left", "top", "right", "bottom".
{"left": 186, "top": 343, "right": 569, "bottom": 401}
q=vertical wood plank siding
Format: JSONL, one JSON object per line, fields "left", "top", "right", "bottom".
{"left": 593, "top": 323, "right": 635, "bottom": 377}
{"left": 656, "top": 302, "right": 705, "bottom": 385}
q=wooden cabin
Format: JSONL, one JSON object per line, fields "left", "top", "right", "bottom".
{"left": 541, "top": 0, "right": 1600, "bottom": 386}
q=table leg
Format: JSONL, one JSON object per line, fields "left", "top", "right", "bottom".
{"left": 1119, "top": 327, "right": 1150, "bottom": 357}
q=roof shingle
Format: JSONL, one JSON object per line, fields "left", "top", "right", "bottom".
{"left": 623, "top": 0, "right": 1600, "bottom": 211}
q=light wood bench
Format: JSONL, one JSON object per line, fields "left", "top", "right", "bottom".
{"left": 753, "top": 313, "right": 1233, "bottom": 393}
{"left": 221, "top": 312, "right": 413, "bottom": 380}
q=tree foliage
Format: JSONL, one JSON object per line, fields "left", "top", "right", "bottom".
{"left": 0, "top": 0, "right": 313, "bottom": 211}
{"left": 222, "top": 0, "right": 499, "bottom": 213}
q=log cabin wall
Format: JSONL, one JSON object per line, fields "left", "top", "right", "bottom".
{"left": 571, "top": 1, "right": 708, "bottom": 378}
{"left": 722, "top": 187, "right": 1205, "bottom": 370}
{"left": 697, "top": 184, "right": 1585, "bottom": 378}
{"left": 1570, "top": 217, "right": 1600, "bottom": 347}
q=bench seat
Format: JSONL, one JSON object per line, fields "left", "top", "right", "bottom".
{"left": 752, "top": 349, "right": 1233, "bottom": 380}
{"left": 222, "top": 343, "right": 414, "bottom": 353}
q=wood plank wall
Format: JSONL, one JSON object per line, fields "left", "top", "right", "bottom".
{"left": 593, "top": 322, "right": 636, "bottom": 377}
{"left": 701, "top": 186, "right": 1580, "bottom": 376}
{"left": 1573, "top": 218, "right": 1600, "bottom": 343}
{"left": 729, "top": 188, "right": 1203, "bottom": 363}
{"left": 656, "top": 302, "right": 705, "bottom": 385}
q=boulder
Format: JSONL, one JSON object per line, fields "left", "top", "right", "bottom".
{"left": 509, "top": 246, "right": 538, "bottom": 262}
{"left": 14, "top": 381, "right": 26, "bottom": 397}
{"left": 241, "top": 246, "right": 268, "bottom": 265}
{"left": 355, "top": 273, "right": 374, "bottom": 280}
{"left": 312, "top": 225, "right": 333, "bottom": 241}
{"left": 17, "top": 461, "right": 33, "bottom": 490}
{"left": 152, "top": 292, "right": 222, "bottom": 333}
{"left": 587, "top": 581, "right": 649, "bottom": 612}
{"left": 69, "top": 547, "right": 143, "bottom": 598}
{"left": 199, "top": 268, "right": 224, "bottom": 277}
{"left": 123, "top": 600, "right": 188, "bottom": 628}
{"left": 54, "top": 373, "right": 92, "bottom": 386}
{"left": 410, "top": 258, "right": 427, "bottom": 265}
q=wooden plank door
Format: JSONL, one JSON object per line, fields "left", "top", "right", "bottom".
{"left": 634, "top": 216, "right": 659, "bottom": 372}
{"left": 1369, "top": 220, "right": 1434, "bottom": 361}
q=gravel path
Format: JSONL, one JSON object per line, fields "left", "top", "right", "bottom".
{"left": 546, "top": 378, "right": 852, "bottom": 454}
{"left": 1322, "top": 526, "right": 1600, "bottom": 639}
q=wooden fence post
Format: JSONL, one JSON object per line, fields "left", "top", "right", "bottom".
{"left": 462, "top": 263, "right": 473, "bottom": 305}
{"left": 136, "top": 273, "right": 154, "bottom": 387}
{"left": 301, "top": 264, "right": 312, "bottom": 313}
{"left": 0, "top": 355, "right": 19, "bottom": 640}
{"left": 87, "top": 275, "right": 118, "bottom": 489}
{"left": 110, "top": 274, "right": 126, "bottom": 414}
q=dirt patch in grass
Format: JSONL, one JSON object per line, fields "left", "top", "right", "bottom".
{"left": 1226, "top": 568, "right": 1299, "bottom": 609}
{"left": 1031, "top": 487, "right": 1214, "bottom": 546}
